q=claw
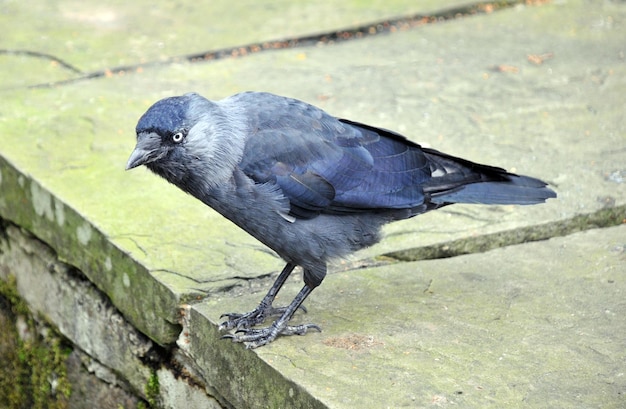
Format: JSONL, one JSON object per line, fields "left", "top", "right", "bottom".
{"left": 224, "top": 321, "right": 322, "bottom": 348}
{"left": 220, "top": 283, "right": 317, "bottom": 347}
{"left": 219, "top": 307, "right": 270, "bottom": 331}
{"left": 219, "top": 304, "right": 309, "bottom": 331}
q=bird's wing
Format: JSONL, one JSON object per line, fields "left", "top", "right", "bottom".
{"left": 332, "top": 120, "right": 555, "bottom": 206}
{"left": 236, "top": 93, "right": 433, "bottom": 219}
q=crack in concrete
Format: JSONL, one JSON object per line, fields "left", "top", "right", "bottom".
{"left": 151, "top": 268, "right": 249, "bottom": 287}
{"left": 382, "top": 205, "right": 626, "bottom": 263}
{"left": 230, "top": 273, "right": 274, "bottom": 282}
{"left": 4, "top": 0, "right": 538, "bottom": 90}
{"left": 0, "top": 49, "right": 83, "bottom": 74}
{"left": 152, "top": 268, "right": 208, "bottom": 284}
{"left": 223, "top": 240, "right": 279, "bottom": 259}
{"left": 112, "top": 234, "right": 149, "bottom": 257}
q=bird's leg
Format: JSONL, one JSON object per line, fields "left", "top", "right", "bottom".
{"left": 219, "top": 262, "right": 297, "bottom": 331}
{"left": 222, "top": 284, "right": 321, "bottom": 348}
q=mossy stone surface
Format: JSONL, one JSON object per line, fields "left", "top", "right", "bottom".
{"left": 0, "top": 0, "right": 625, "bottom": 407}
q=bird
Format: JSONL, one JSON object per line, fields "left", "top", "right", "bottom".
{"left": 126, "top": 91, "right": 556, "bottom": 348}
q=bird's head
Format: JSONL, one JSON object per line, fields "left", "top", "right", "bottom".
{"left": 126, "top": 92, "right": 246, "bottom": 194}
{"left": 125, "top": 94, "right": 197, "bottom": 184}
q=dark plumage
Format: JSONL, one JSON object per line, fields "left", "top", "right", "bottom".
{"left": 126, "top": 91, "right": 556, "bottom": 348}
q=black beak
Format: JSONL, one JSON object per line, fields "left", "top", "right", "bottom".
{"left": 126, "top": 133, "right": 161, "bottom": 170}
{"left": 125, "top": 147, "right": 151, "bottom": 170}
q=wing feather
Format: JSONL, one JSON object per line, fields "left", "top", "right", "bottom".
{"left": 231, "top": 92, "right": 554, "bottom": 219}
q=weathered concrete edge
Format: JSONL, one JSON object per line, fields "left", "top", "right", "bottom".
{"left": 178, "top": 304, "right": 328, "bottom": 409}
{"left": 0, "top": 221, "right": 221, "bottom": 408}
{"left": 0, "top": 154, "right": 180, "bottom": 346}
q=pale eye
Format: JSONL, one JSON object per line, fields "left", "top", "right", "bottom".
{"left": 172, "top": 132, "right": 184, "bottom": 143}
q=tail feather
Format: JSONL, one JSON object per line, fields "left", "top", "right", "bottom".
{"left": 422, "top": 148, "right": 557, "bottom": 206}
{"left": 431, "top": 175, "right": 556, "bottom": 205}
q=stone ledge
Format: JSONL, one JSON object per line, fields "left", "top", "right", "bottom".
{"left": 0, "top": 221, "right": 221, "bottom": 408}
{"left": 0, "top": 155, "right": 182, "bottom": 346}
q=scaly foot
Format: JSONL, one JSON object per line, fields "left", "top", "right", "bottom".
{"left": 219, "top": 304, "right": 305, "bottom": 331}
{"left": 222, "top": 320, "right": 321, "bottom": 349}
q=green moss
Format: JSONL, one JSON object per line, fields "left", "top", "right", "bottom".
{"left": 145, "top": 369, "right": 160, "bottom": 408}
{"left": 0, "top": 274, "right": 72, "bottom": 409}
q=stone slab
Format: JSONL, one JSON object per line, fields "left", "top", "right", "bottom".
{"left": 0, "top": 0, "right": 469, "bottom": 87}
{"left": 196, "top": 224, "right": 626, "bottom": 408}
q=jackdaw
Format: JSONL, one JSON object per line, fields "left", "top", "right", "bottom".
{"left": 126, "top": 91, "right": 556, "bottom": 348}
